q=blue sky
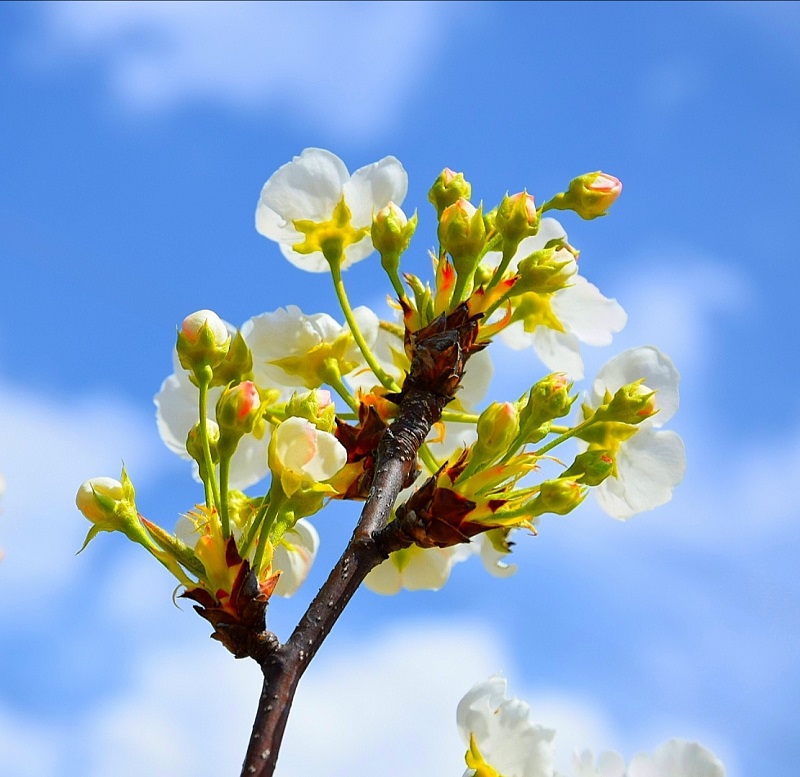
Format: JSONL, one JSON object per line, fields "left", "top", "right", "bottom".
{"left": 1, "top": 2, "right": 798, "bottom": 775}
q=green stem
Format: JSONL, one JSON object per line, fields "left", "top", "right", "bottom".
{"left": 534, "top": 416, "right": 597, "bottom": 458}
{"left": 252, "top": 490, "right": 285, "bottom": 575}
{"left": 218, "top": 455, "right": 232, "bottom": 539}
{"left": 485, "top": 242, "right": 517, "bottom": 292}
{"left": 441, "top": 409, "right": 479, "bottom": 424}
{"left": 327, "top": 251, "right": 399, "bottom": 392}
{"left": 418, "top": 443, "right": 441, "bottom": 475}
{"left": 198, "top": 378, "right": 222, "bottom": 534}
{"left": 323, "top": 367, "right": 359, "bottom": 413}
{"left": 451, "top": 270, "right": 470, "bottom": 307}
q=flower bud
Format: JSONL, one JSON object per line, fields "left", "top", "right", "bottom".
{"left": 473, "top": 402, "right": 520, "bottom": 464}
{"left": 438, "top": 198, "right": 487, "bottom": 275}
{"left": 209, "top": 330, "right": 254, "bottom": 387}
{"left": 599, "top": 380, "right": 657, "bottom": 424}
{"left": 76, "top": 477, "right": 126, "bottom": 526}
{"left": 546, "top": 172, "right": 622, "bottom": 220}
{"left": 519, "top": 373, "right": 575, "bottom": 433}
{"left": 428, "top": 168, "right": 472, "bottom": 216}
{"left": 372, "top": 202, "right": 417, "bottom": 259}
{"left": 532, "top": 477, "right": 586, "bottom": 516}
{"left": 495, "top": 191, "right": 540, "bottom": 246}
{"left": 512, "top": 246, "right": 577, "bottom": 295}
{"left": 562, "top": 449, "right": 614, "bottom": 486}
{"left": 216, "top": 380, "right": 262, "bottom": 457}
{"left": 285, "top": 389, "right": 337, "bottom": 433}
{"left": 176, "top": 309, "right": 231, "bottom": 377}
{"left": 186, "top": 419, "right": 220, "bottom": 466}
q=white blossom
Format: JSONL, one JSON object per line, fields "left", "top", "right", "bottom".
{"left": 256, "top": 147, "right": 408, "bottom": 272}
{"left": 271, "top": 416, "right": 347, "bottom": 486}
{"left": 457, "top": 675, "right": 556, "bottom": 777}
{"left": 487, "top": 218, "right": 626, "bottom": 380}
{"left": 272, "top": 518, "right": 319, "bottom": 597}
{"left": 584, "top": 346, "right": 686, "bottom": 520}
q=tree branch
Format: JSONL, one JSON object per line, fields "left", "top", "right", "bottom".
{"left": 240, "top": 305, "right": 482, "bottom": 776}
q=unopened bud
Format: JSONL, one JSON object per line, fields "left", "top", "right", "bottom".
{"left": 372, "top": 203, "right": 417, "bottom": 259}
{"left": 216, "top": 381, "right": 262, "bottom": 456}
{"left": 210, "top": 330, "right": 254, "bottom": 387}
{"left": 533, "top": 477, "right": 586, "bottom": 516}
{"left": 176, "top": 309, "right": 231, "bottom": 378}
{"left": 438, "top": 198, "right": 487, "bottom": 275}
{"left": 513, "top": 246, "right": 577, "bottom": 294}
{"left": 546, "top": 172, "right": 622, "bottom": 220}
{"left": 562, "top": 449, "right": 614, "bottom": 486}
{"left": 521, "top": 373, "right": 575, "bottom": 426}
{"left": 428, "top": 168, "right": 472, "bottom": 216}
{"left": 186, "top": 419, "right": 220, "bottom": 465}
{"left": 600, "top": 380, "right": 657, "bottom": 424}
{"left": 473, "top": 402, "right": 520, "bottom": 464}
{"left": 495, "top": 191, "right": 540, "bottom": 246}
{"left": 285, "top": 389, "right": 337, "bottom": 434}
{"left": 76, "top": 477, "right": 126, "bottom": 526}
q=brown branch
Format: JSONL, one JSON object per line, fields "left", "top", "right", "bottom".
{"left": 240, "top": 305, "right": 481, "bottom": 777}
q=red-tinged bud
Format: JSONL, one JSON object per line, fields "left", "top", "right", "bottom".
{"left": 532, "top": 477, "right": 586, "bottom": 516}
{"left": 176, "top": 309, "right": 231, "bottom": 378}
{"left": 372, "top": 202, "right": 417, "bottom": 258}
{"left": 545, "top": 171, "right": 622, "bottom": 220}
{"left": 599, "top": 380, "right": 657, "bottom": 424}
{"left": 429, "top": 168, "right": 472, "bottom": 216}
{"left": 216, "top": 381, "right": 262, "bottom": 456}
{"left": 495, "top": 191, "right": 540, "bottom": 246}
{"left": 438, "top": 198, "right": 487, "bottom": 276}
{"left": 562, "top": 449, "right": 614, "bottom": 486}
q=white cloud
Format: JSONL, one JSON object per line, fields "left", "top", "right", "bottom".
{"left": 0, "top": 377, "right": 168, "bottom": 601}
{"left": 30, "top": 1, "right": 468, "bottom": 139}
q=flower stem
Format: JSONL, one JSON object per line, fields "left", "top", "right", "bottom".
{"left": 327, "top": 251, "right": 399, "bottom": 392}
{"left": 534, "top": 416, "right": 597, "bottom": 458}
{"left": 198, "top": 377, "right": 222, "bottom": 535}
{"left": 485, "top": 242, "right": 516, "bottom": 292}
{"left": 218, "top": 454, "right": 232, "bottom": 539}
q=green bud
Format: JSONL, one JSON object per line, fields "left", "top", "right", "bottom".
{"left": 372, "top": 203, "right": 417, "bottom": 260}
{"left": 519, "top": 374, "right": 576, "bottom": 433}
{"left": 512, "top": 246, "right": 577, "bottom": 295}
{"left": 438, "top": 198, "right": 487, "bottom": 276}
{"left": 187, "top": 419, "right": 220, "bottom": 467}
{"left": 176, "top": 309, "right": 231, "bottom": 378}
{"left": 597, "top": 380, "right": 657, "bottom": 425}
{"left": 495, "top": 191, "right": 540, "bottom": 247}
{"left": 210, "top": 330, "right": 254, "bottom": 387}
{"left": 285, "top": 388, "right": 337, "bottom": 434}
{"left": 532, "top": 477, "right": 586, "bottom": 516}
{"left": 216, "top": 380, "right": 262, "bottom": 457}
{"left": 545, "top": 171, "right": 622, "bottom": 220}
{"left": 473, "top": 402, "right": 520, "bottom": 465}
{"left": 428, "top": 167, "right": 472, "bottom": 216}
{"left": 562, "top": 449, "right": 614, "bottom": 486}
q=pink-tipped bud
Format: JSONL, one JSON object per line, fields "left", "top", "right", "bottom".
{"left": 550, "top": 171, "right": 622, "bottom": 220}
{"left": 176, "top": 309, "right": 231, "bottom": 376}
{"left": 438, "top": 198, "right": 487, "bottom": 274}
{"left": 429, "top": 168, "right": 472, "bottom": 216}
{"left": 474, "top": 402, "right": 520, "bottom": 463}
{"left": 601, "top": 380, "right": 657, "bottom": 424}
{"left": 495, "top": 191, "right": 540, "bottom": 245}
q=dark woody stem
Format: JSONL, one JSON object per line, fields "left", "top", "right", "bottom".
{"left": 240, "top": 305, "right": 479, "bottom": 777}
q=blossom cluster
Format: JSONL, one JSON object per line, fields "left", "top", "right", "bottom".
{"left": 457, "top": 676, "right": 725, "bottom": 777}
{"left": 75, "top": 148, "right": 685, "bottom": 628}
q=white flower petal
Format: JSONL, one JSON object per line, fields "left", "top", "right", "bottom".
{"left": 595, "top": 428, "right": 686, "bottom": 520}
{"left": 364, "top": 544, "right": 471, "bottom": 595}
{"left": 272, "top": 519, "right": 319, "bottom": 598}
{"left": 591, "top": 346, "right": 680, "bottom": 425}
{"left": 227, "top": 431, "right": 271, "bottom": 490}
{"left": 344, "top": 155, "right": 408, "bottom": 227}
{"left": 553, "top": 276, "right": 627, "bottom": 347}
{"left": 278, "top": 241, "right": 330, "bottom": 272}
{"left": 531, "top": 326, "right": 584, "bottom": 380}
{"left": 628, "top": 739, "right": 726, "bottom": 777}
{"left": 457, "top": 676, "right": 556, "bottom": 777}
{"left": 476, "top": 534, "right": 518, "bottom": 579}
{"left": 572, "top": 749, "right": 627, "bottom": 777}
{"left": 457, "top": 347, "right": 494, "bottom": 410}
{"left": 258, "top": 148, "right": 349, "bottom": 227}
